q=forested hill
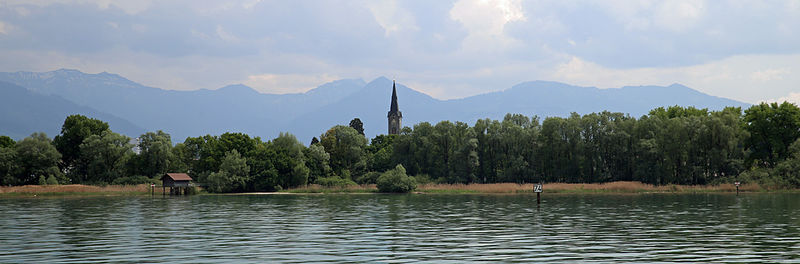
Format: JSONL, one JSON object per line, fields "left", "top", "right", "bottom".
{"left": 0, "top": 69, "right": 749, "bottom": 141}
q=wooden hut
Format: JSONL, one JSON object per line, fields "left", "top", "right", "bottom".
{"left": 161, "top": 173, "right": 194, "bottom": 195}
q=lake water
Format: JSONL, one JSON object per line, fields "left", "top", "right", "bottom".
{"left": 0, "top": 193, "right": 799, "bottom": 263}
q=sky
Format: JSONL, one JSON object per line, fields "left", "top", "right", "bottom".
{"left": 0, "top": 0, "right": 798, "bottom": 104}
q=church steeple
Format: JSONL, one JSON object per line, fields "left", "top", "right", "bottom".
{"left": 387, "top": 80, "right": 402, "bottom": 135}
{"left": 390, "top": 81, "right": 400, "bottom": 113}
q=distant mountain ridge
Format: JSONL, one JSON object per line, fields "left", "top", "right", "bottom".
{"left": 0, "top": 69, "right": 750, "bottom": 142}
{"left": 0, "top": 80, "right": 145, "bottom": 139}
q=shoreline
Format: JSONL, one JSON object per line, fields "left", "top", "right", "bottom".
{"left": 283, "top": 181, "right": 788, "bottom": 194}
{"left": 1, "top": 181, "right": 795, "bottom": 197}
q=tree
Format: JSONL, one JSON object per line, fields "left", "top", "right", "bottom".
{"left": 320, "top": 125, "right": 367, "bottom": 178}
{"left": 305, "top": 144, "right": 331, "bottom": 184}
{"left": 0, "top": 136, "right": 14, "bottom": 148}
{"left": 744, "top": 102, "right": 800, "bottom": 167}
{"left": 0, "top": 135, "right": 16, "bottom": 185}
{"left": 168, "top": 143, "right": 190, "bottom": 173}
{"left": 53, "top": 115, "right": 109, "bottom": 175}
{"left": 773, "top": 139, "right": 800, "bottom": 188}
{"left": 0, "top": 146, "right": 17, "bottom": 185}
{"left": 135, "top": 131, "right": 174, "bottom": 177}
{"left": 78, "top": 130, "right": 132, "bottom": 184}
{"left": 349, "top": 118, "right": 365, "bottom": 135}
{"left": 271, "top": 132, "right": 309, "bottom": 188}
{"left": 206, "top": 150, "right": 250, "bottom": 193}
{"left": 367, "top": 134, "right": 396, "bottom": 173}
{"left": 15, "top": 133, "right": 63, "bottom": 185}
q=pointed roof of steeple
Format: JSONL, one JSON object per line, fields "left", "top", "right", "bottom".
{"left": 389, "top": 80, "right": 400, "bottom": 113}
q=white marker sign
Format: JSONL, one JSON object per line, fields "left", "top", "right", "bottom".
{"left": 534, "top": 184, "right": 543, "bottom": 193}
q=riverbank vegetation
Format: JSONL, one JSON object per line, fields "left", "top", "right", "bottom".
{"left": 0, "top": 184, "right": 151, "bottom": 196}
{"left": 1, "top": 102, "right": 800, "bottom": 193}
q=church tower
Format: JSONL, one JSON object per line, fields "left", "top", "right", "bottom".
{"left": 387, "top": 80, "right": 402, "bottom": 135}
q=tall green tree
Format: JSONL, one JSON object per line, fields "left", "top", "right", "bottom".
{"left": 349, "top": 118, "right": 365, "bottom": 135}
{"left": 53, "top": 115, "right": 109, "bottom": 175}
{"left": 135, "top": 131, "right": 174, "bottom": 177}
{"left": 271, "top": 132, "right": 309, "bottom": 188}
{"left": 0, "top": 136, "right": 16, "bottom": 185}
{"left": 744, "top": 102, "right": 800, "bottom": 167}
{"left": 78, "top": 130, "right": 132, "bottom": 184}
{"left": 305, "top": 144, "right": 331, "bottom": 183}
{"left": 206, "top": 149, "right": 250, "bottom": 193}
{"left": 772, "top": 139, "right": 800, "bottom": 187}
{"left": 0, "top": 136, "right": 14, "bottom": 148}
{"left": 320, "top": 125, "right": 367, "bottom": 178}
{"left": 15, "top": 133, "right": 63, "bottom": 185}
{"left": 366, "top": 134, "right": 396, "bottom": 173}
{"left": 0, "top": 145, "right": 17, "bottom": 185}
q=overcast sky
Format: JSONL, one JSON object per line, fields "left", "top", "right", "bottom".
{"left": 0, "top": 0, "right": 798, "bottom": 103}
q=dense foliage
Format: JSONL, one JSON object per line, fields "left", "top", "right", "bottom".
{"left": 2, "top": 102, "right": 800, "bottom": 191}
{"left": 376, "top": 165, "right": 416, "bottom": 193}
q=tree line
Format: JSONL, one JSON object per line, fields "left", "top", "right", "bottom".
{"left": 1, "top": 102, "right": 799, "bottom": 191}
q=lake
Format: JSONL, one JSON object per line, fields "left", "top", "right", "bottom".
{"left": 1, "top": 193, "right": 798, "bottom": 263}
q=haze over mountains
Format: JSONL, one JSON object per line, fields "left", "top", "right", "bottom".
{"left": 0, "top": 69, "right": 749, "bottom": 142}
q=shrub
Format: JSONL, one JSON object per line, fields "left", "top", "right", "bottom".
{"left": 206, "top": 171, "right": 232, "bottom": 193}
{"left": 377, "top": 165, "right": 417, "bottom": 193}
{"left": 355, "top": 171, "right": 381, "bottom": 184}
{"left": 185, "top": 186, "right": 198, "bottom": 195}
{"left": 412, "top": 174, "right": 432, "bottom": 185}
{"left": 45, "top": 175, "right": 59, "bottom": 185}
{"left": 316, "top": 176, "right": 357, "bottom": 188}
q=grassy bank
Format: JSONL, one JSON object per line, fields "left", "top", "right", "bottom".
{"left": 0, "top": 184, "right": 153, "bottom": 197}
{"left": 286, "top": 181, "right": 780, "bottom": 194}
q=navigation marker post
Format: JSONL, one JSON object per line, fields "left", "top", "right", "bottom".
{"left": 534, "top": 183, "right": 543, "bottom": 205}
{"left": 735, "top": 182, "right": 740, "bottom": 196}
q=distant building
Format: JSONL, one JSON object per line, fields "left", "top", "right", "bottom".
{"left": 388, "top": 80, "right": 403, "bottom": 135}
{"left": 130, "top": 137, "right": 141, "bottom": 154}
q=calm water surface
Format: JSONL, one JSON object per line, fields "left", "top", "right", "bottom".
{"left": 0, "top": 193, "right": 799, "bottom": 263}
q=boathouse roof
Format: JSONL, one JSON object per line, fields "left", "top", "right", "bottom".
{"left": 163, "top": 173, "right": 193, "bottom": 181}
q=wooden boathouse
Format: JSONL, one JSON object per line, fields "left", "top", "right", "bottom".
{"left": 161, "top": 173, "right": 194, "bottom": 195}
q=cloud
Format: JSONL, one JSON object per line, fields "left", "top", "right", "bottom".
{"left": 366, "top": 0, "right": 419, "bottom": 37}
{"left": 750, "top": 68, "right": 790, "bottom": 82}
{"left": 216, "top": 25, "right": 240, "bottom": 43}
{"left": 764, "top": 93, "right": 800, "bottom": 105}
{"left": 450, "top": 0, "right": 526, "bottom": 52}
{"left": 0, "top": 21, "right": 11, "bottom": 35}
{"left": 0, "top": 0, "right": 799, "bottom": 105}
{"left": 547, "top": 54, "right": 800, "bottom": 104}
{"left": 653, "top": 0, "right": 705, "bottom": 32}
{"left": 2, "top": 0, "right": 152, "bottom": 14}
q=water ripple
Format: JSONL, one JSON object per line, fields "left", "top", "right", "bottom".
{"left": 0, "top": 193, "right": 799, "bottom": 263}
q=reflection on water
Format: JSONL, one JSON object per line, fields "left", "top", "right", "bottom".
{"left": 0, "top": 193, "right": 798, "bottom": 263}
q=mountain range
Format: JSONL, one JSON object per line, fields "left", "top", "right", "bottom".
{"left": 0, "top": 69, "right": 750, "bottom": 142}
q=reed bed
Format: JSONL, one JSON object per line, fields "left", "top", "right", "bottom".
{"left": 0, "top": 184, "right": 151, "bottom": 196}
{"left": 541, "top": 181, "right": 763, "bottom": 193}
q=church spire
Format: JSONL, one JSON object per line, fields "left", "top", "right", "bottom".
{"left": 390, "top": 80, "right": 399, "bottom": 113}
{"left": 388, "top": 79, "right": 402, "bottom": 135}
